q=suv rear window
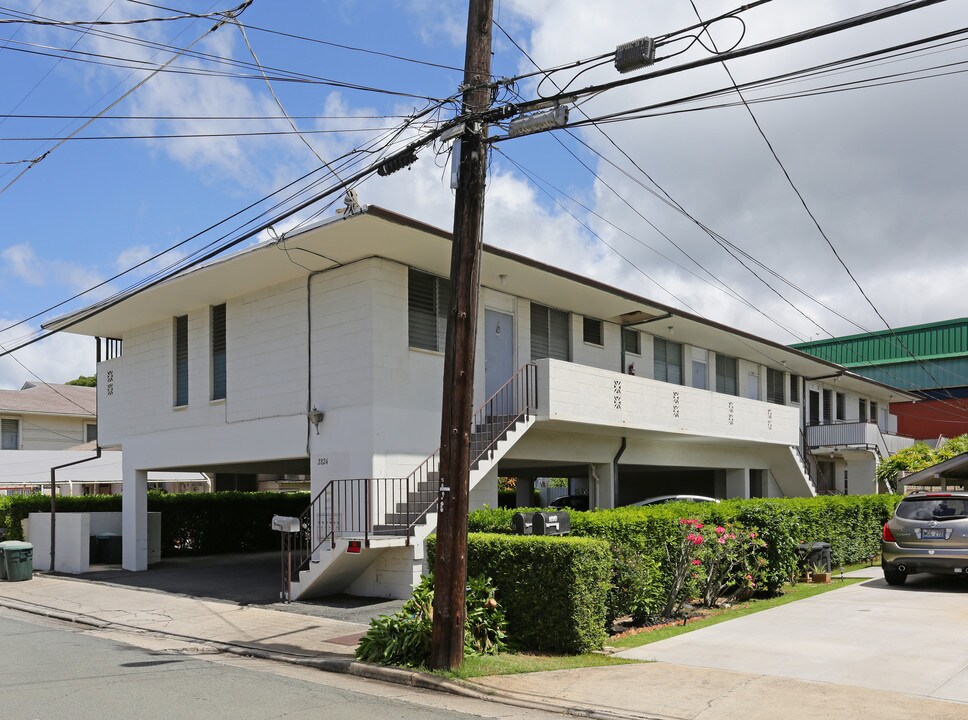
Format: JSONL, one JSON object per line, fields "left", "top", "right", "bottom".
{"left": 896, "top": 496, "right": 968, "bottom": 520}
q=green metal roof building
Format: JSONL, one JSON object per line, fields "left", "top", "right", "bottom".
{"left": 791, "top": 318, "right": 968, "bottom": 439}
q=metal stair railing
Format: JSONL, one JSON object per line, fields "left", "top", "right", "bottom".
{"left": 282, "top": 362, "right": 538, "bottom": 601}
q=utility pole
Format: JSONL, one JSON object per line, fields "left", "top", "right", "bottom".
{"left": 430, "top": 0, "right": 494, "bottom": 671}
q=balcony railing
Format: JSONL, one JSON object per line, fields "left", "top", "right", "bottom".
{"left": 805, "top": 421, "right": 913, "bottom": 456}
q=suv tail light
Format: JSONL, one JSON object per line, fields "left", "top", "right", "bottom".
{"left": 883, "top": 522, "right": 896, "bottom": 542}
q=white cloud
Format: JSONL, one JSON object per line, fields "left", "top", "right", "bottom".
{"left": 0, "top": 319, "right": 94, "bottom": 390}
{"left": 2, "top": 243, "right": 43, "bottom": 285}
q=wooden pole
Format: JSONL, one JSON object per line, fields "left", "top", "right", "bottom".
{"left": 430, "top": 0, "right": 494, "bottom": 671}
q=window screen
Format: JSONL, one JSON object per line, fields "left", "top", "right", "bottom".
{"left": 653, "top": 338, "right": 683, "bottom": 384}
{"left": 1, "top": 419, "right": 18, "bottom": 449}
{"left": 211, "top": 304, "right": 226, "bottom": 400}
{"left": 715, "top": 354, "right": 738, "bottom": 395}
{"left": 583, "top": 317, "right": 603, "bottom": 346}
{"left": 622, "top": 328, "right": 640, "bottom": 355}
{"left": 174, "top": 315, "right": 188, "bottom": 407}
{"left": 530, "top": 303, "right": 570, "bottom": 361}
{"left": 408, "top": 268, "right": 450, "bottom": 352}
{"left": 766, "top": 368, "right": 785, "bottom": 405}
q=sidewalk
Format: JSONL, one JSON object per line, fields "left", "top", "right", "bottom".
{"left": 2, "top": 572, "right": 967, "bottom": 720}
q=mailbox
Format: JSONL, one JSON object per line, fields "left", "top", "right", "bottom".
{"left": 512, "top": 512, "right": 534, "bottom": 535}
{"left": 271, "top": 515, "right": 301, "bottom": 533}
{"left": 532, "top": 511, "right": 570, "bottom": 536}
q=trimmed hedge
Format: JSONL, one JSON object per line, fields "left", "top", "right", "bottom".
{"left": 1, "top": 491, "right": 310, "bottom": 556}
{"left": 427, "top": 532, "right": 610, "bottom": 654}
{"left": 469, "top": 495, "right": 901, "bottom": 596}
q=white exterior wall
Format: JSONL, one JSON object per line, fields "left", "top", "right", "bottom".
{"left": 536, "top": 359, "right": 798, "bottom": 445}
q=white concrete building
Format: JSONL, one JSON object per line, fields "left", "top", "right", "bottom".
{"left": 51, "top": 206, "right": 916, "bottom": 599}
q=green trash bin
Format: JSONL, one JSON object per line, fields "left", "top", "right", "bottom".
{"left": 0, "top": 542, "right": 7, "bottom": 581}
{"left": 1, "top": 541, "right": 33, "bottom": 581}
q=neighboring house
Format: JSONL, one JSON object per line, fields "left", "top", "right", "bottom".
{"left": 0, "top": 382, "right": 97, "bottom": 451}
{"left": 50, "top": 206, "right": 917, "bottom": 599}
{"left": 0, "top": 382, "right": 209, "bottom": 496}
{"left": 792, "top": 318, "right": 968, "bottom": 442}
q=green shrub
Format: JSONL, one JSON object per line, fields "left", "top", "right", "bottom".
{"left": 607, "top": 541, "right": 665, "bottom": 625}
{"left": 427, "top": 532, "right": 610, "bottom": 654}
{"left": 355, "top": 574, "right": 506, "bottom": 667}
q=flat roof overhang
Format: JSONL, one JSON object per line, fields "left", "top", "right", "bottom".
{"left": 47, "top": 206, "right": 917, "bottom": 403}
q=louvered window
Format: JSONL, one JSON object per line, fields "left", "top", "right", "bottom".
{"left": 530, "top": 304, "right": 570, "bottom": 361}
{"left": 716, "top": 354, "right": 738, "bottom": 396}
{"left": 583, "top": 317, "right": 603, "bottom": 346}
{"left": 408, "top": 268, "right": 450, "bottom": 352}
{"left": 211, "top": 304, "right": 226, "bottom": 400}
{"left": 789, "top": 374, "right": 800, "bottom": 403}
{"left": 767, "top": 368, "right": 785, "bottom": 405}
{"left": 174, "top": 315, "right": 188, "bottom": 407}
{"left": 1, "top": 419, "right": 19, "bottom": 449}
{"left": 622, "top": 328, "right": 640, "bottom": 355}
{"left": 836, "top": 392, "right": 846, "bottom": 421}
{"left": 653, "top": 338, "right": 683, "bottom": 384}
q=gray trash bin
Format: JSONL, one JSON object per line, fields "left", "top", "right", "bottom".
{"left": 1, "top": 541, "right": 33, "bottom": 581}
{"left": 798, "top": 542, "right": 832, "bottom": 573}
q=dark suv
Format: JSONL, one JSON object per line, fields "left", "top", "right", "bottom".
{"left": 881, "top": 491, "right": 968, "bottom": 585}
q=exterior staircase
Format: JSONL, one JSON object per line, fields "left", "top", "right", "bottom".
{"left": 283, "top": 363, "right": 538, "bottom": 601}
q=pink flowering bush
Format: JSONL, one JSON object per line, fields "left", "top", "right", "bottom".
{"left": 663, "top": 518, "right": 767, "bottom": 615}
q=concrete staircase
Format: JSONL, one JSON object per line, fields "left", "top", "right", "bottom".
{"left": 288, "top": 413, "right": 535, "bottom": 600}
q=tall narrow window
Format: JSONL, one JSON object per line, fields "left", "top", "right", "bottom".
{"left": 835, "top": 392, "right": 846, "bottom": 422}
{"left": 715, "top": 354, "right": 738, "bottom": 395}
{"left": 1, "top": 419, "right": 19, "bottom": 449}
{"left": 766, "top": 368, "right": 785, "bottom": 405}
{"left": 653, "top": 338, "right": 683, "bottom": 384}
{"left": 211, "top": 304, "right": 226, "bottom": 400}
{"left": 789, "top": 374, "right": 800, "bottom": 403}
{"left": 85, "top": 423, "right": 98, "bottom": 443}
{"left": 822, "top": 389, "right": 832, "bottom": 424}
{"left": 870, "top": 401, "right": 879, "bottom": 424}
{"left": 408, "top": 268, "right": 450, "bottom": 352}
{"left": 530, "top": 303, "right": 570, "bottom": 361}
{"left": 174, "top": 315, "right": 188, "bottom": 407}
{"left": 858, "top": 398, "right": 868, "bottom": 422}
{"left": 583, "top": 317, "right": 603, "bottom": 346}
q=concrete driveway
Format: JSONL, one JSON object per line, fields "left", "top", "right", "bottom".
{"left": 616, "top": 570, "right": 968, "bottom": 703}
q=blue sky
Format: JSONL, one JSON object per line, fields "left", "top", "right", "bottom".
{"left": 1, "top": 1, "right": 967, "bottom": 388}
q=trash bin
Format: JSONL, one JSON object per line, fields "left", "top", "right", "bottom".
{"left": 1, "top": 541, "right": 33, "bottom": 581}
{"left": 96, "top": 533, "right": 122, "bottom": 565}
{"left": 0, "top": 542, "right": 7, "bottom": 580}
{"left": 797, "top": 542, "right": 832, "bottom": 573}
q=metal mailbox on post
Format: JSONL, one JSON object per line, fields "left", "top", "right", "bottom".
{"left": 532, "top": 511, "right": 570, "bottom": 536}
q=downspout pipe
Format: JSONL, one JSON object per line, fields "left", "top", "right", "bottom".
{"left": 612, "top": 437, "right": 627, "bottom": 508}
{"left": 306, "top": 270, "right": 326, "bottom": 458}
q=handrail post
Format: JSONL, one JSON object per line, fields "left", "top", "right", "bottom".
{"left": 330, "top": 484, "right": 336, "bottom": 549}
{"left": 365, "top": 478, "right": 370, "bottom": 548}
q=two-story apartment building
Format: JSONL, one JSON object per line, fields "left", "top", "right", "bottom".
{"left": 50, "top": 206, "right": 916, "bottom": 598}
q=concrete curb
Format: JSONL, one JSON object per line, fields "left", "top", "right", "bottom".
{"left": 0, "top": 594, "right": 658, "bottom": 720}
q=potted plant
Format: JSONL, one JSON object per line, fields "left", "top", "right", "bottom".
{"left": 811, "top": 562, "right": 832, "bottom": 584}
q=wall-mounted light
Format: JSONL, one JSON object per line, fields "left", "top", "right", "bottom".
{"left": 667, "top": 325, "right": 674, "bottom": 336}
{"left": 308, "top": 407, "right": 325, "bottom": 434}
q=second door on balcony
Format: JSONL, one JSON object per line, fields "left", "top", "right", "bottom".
{"left": 485, "top": 310, "right": 514, "bottom": 416}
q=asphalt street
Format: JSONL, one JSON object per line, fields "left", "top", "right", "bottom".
{"left": 0, "top": 609, "right": 554, "bottom": 720}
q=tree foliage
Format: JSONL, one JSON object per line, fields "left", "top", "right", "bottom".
{"left": 876, "top": 434, "right": 968, "bottom": 487}
{"left": 65, "top": 375, "right": 96, "bottom": 387}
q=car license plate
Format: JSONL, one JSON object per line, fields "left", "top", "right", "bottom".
{"left": 922, "top": 528, "right": 947, "bottom": 539}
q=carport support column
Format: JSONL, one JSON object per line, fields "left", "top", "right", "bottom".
{"left": 516, "top": 476, "right": 535, "bottom": 508}
{"left": 593, "top": 463, "right": 616, "bottom": 509}
{"left": 726, "top": 468, "right": 750, "bottom": 499}
{"left": 122, "top": 459, "right": 148, "bottom": 571}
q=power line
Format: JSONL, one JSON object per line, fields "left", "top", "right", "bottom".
{"left": 688, "top": 0, "right": 966, "bottom": 406}
{"left": 0, "top": 1, "right": 249, "bottom": 27}
{"left": 125, "top": 0, "right": 466, "bottom": 72}
{"left": 0, "top": 2, "right": 252, "bottom": 195}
